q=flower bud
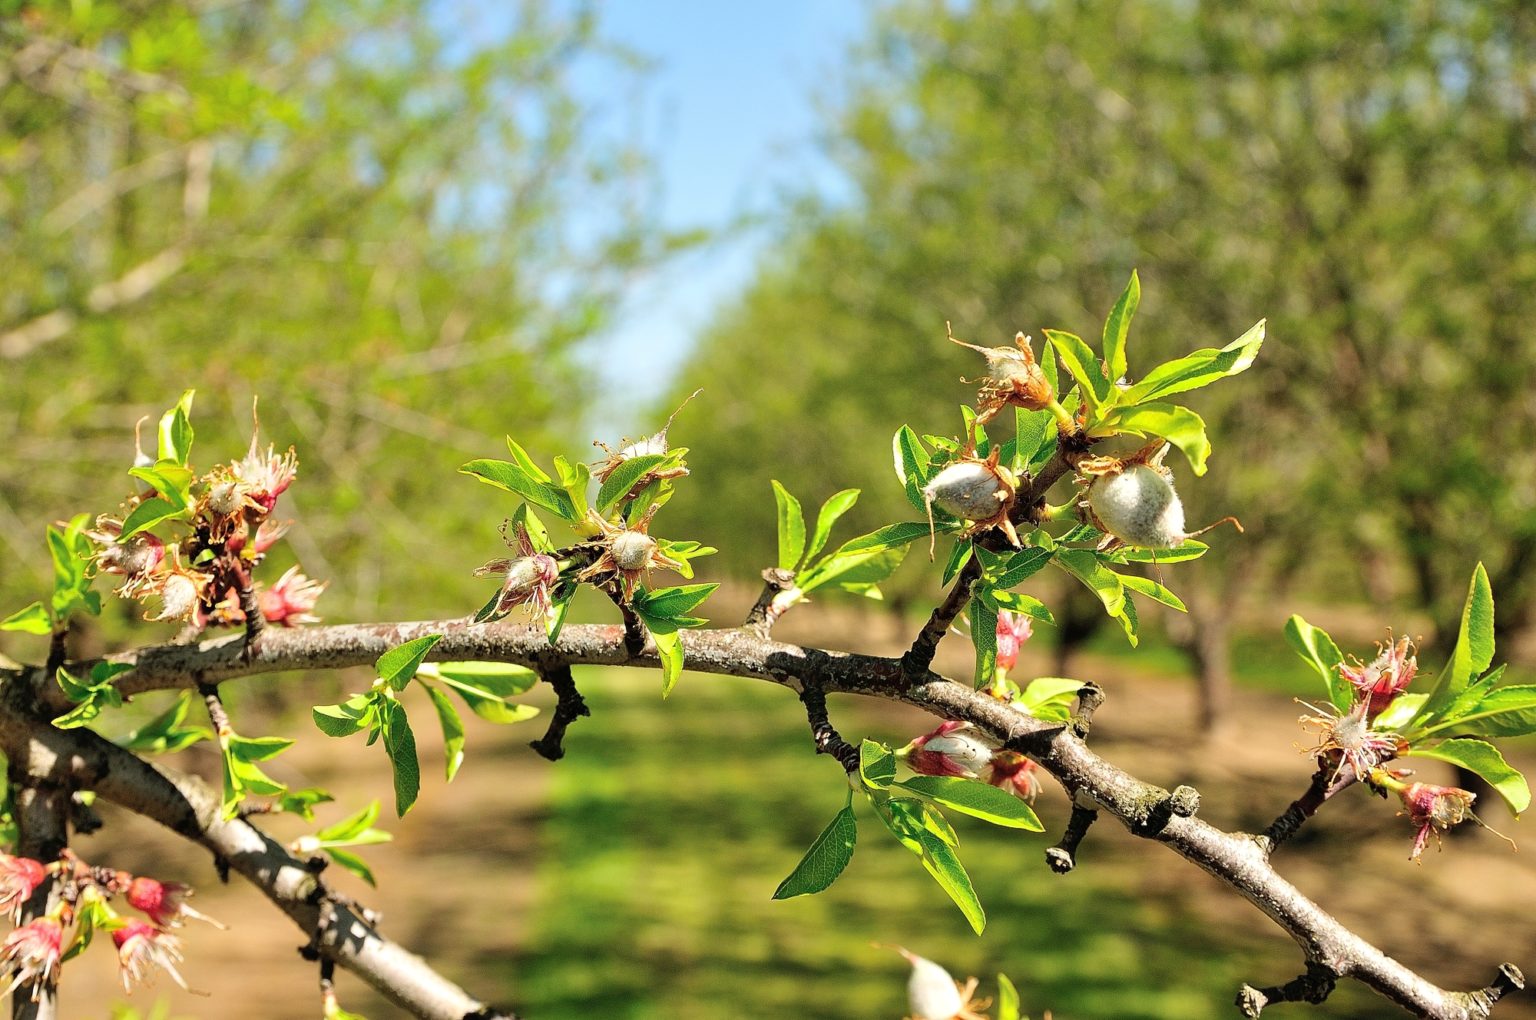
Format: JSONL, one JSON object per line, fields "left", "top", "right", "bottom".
{"left": 995, "top": 611, "right": 1033, "bottom": 674}
{"left": 985, "top": 750, "right": 1041, "bottom": 803}
{"left": 900, "top": 721, "right": 999, "bottom": 779}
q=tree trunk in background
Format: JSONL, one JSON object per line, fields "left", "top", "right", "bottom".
{"left": 1186, "top": 592, "right": 1232, "bottom": 736}
{"left": 1052, "top": 585, "right": 1105, "bottom": 676}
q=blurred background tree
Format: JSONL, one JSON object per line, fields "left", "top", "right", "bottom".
{"left": 668, "top": 0, "right": 1536, "bottom": 729}
{"left": 0, "top": 0, "right": 682, "bottom": 631}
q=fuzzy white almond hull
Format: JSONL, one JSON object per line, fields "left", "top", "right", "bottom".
{"left": 906, "top": 954, "right": 965, "bottom": 1020}
{"left": 924, "top": 461, "right": 1008, "bottom": 521}
{"left": 1088, "top": 464, "right": 1186, "bottom": 548}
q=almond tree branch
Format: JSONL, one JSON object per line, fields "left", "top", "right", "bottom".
{"left": 0, "top": 711, "right": 516, "bottom": 1020}
{"left": 1, "top": 617, "right": 1525, "bottom": 1019}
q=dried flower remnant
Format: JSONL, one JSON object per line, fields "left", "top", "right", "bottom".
{"left": 0, "top": 857, "right": 47, "bottom": 923}
{"left": 592, "top": 388, "right": 701, "bottom": 484}
{"left": 143, "top": 551, "right": 211, "bottom": 624}
{"left": 85, "top": 517, "right": 165, "bottom": 594}
{"left": 257, "top": 566, "right": 326, "bottom": 627}
{"left": 949, "top": 325, "right": 1057, "bottom": 426}
{"left": 1079, "top": 441, "right": 1240, "bottom": 550}
{"left": 1338, "top": 633, "right": 1417, "bottom": 719}
{"left": 1386, "top": 780, "right": 1486, "bottom": 862}
{"left": 577, "top": 508, "right": 683, "bottom": 602}
{"left": 124, "top": 875, "right": 224, "bottom": 930}
{"left": 476, "top": 532, "right": 561, "bottom": 619}
{"left": 0, "top": 917, "right": 61, "bottom": 1000}
{"left": 899, "top": 948, "right": 990, "bottom": 1020}
{"left": 1297, "top": 698, "right": 1403, "bottom": 789}
{"left": 112, "top": 920, "right": 189, "bottom": 992}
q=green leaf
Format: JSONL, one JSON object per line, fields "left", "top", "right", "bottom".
{"left": 504, "top": 435, "right": 553, "bottom": 482}
{"left": 597, "top": 454, "right": 667, "bottom": 515}
{"left": 312, "top": 694, "right": 376, "bottom": 737}
{"left": 323, "top": 846, "right": 378, "bottom": 887}
{"left": 633, "top": 583, "right": 719, "bottom": 620}
{"left": 1044, "top": 329, "right": 1111, "bottom": 411}
{"left": 1120, "top": 574, "right": 1187, "bottom": 612}
{"left": 421, "top": 682, "right": 466, "bottom": 782}
{"left": 277, "top": 788, "right": 334, "bottom": 821}
{"left": 229, "top": 734, "right": 295, "bottom": 762}
{"left": 1113, "top": 540, "right": 1209, "bottom": 563}
{"left": 116, "top": 691, "right": 210, "bottom": 753}
{"left": 1122, "top": 320, "right": 1265, "bottom": 404}
{"left": 156, "top": 390, "right": 196, "bottom": 466}
{"left": 315, "top": 799, "right": 383, "bottom": 842}
{"left": 1102, "top": 270, "right": 1140, "bottom": 384}
{"left": 552, "top": 456, "right": 592, "bottom": 520}
{"left": 1100, "top": 403, "right": 1211, "bottom": 475}
{"left": 987, "top": 590, "right": 1054, "bottom": 626}
{"left": 1019, "top": 677, "right": 1086, "bottom": 722}
{"left": 969, "top": 594, "right": 997, "bottom": 688}
{"left": 1410, "top": 738, "right": 1529, "bottom": 815}
{"left": 1284, "top": 615, "right": 1351, "bottom": 714}
{"left": 376, "top": 634, "right": 444, "bottom": 692}
{"left": 128, "top": 461, "right": 195, "bottom": 509}
{"left": 1423, "top": 564, "right": 1495, "bottom": 720}
{"left": 799, "top": 522, "right": 931, "bottom": 593}
{"left": 654, "top": 628, "right": 684, "bottom": 697}
{"left": 119, "top": 496, "right": 183, "bottom": 540}
{"left": 772, "top": 801, "right": 858, "bottom": 899}
{"left": 894, "top": 775, "right": 1043, "bottom": 830}
{"left": 382, "top": 701, "right": 420, "bottom": 817}
{"left": 980, "top": 546, "right": 1053, "bottom": 590}
{"left": 1430, "top": 685, "right": 1536, "bottom": 738}
{"left": 859, "top": 739, "right": 896, "bottom": 788}
{"left": 806, "top": 489, "right": 859, "bottom": 563}
{"left": 770, "top": 480, "right": 807, "bottom": 570}
{"left": 893, "top": 425, "right": 933, "bottom": 512}
{"left": 1013, "top": 407, "right": 1053, "bottom": 474}
{"left": 0, "top": 602, "right": 51, "bottom": 635}
{"left": 1054, "top": 549, "right": 1125, "bottom": 619}
{"left": 883, "top": 799, "right": 985, "bottom": 934}
{"left": 997, "top": 973, "right": 1021, "bottom": 1020}
{"left": 460, "top": 459, "right": 579, "bottom": 521}
{"left": 941, "top": 538, "right": 974, "bottom": 587}
{"left": 427, "top": 665, "right": 540, "bottom": 725}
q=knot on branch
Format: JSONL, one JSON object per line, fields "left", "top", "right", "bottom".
{"left": 528, "top": 664, "right": 590, "bottom": 762}
{"left": 1127, "top": 785, "right": 1200, "bottom": 838}
{"left": 1237, "top": 962, "right": 1337, "bottom": 1017}
{"left": 744, "top": 567, "right": 797, "bottom": 635}
{"left": 1459, "top": 963, "right": 1526, "bottom": 1017}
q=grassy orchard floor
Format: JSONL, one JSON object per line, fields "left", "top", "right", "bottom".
{"left": 55, "top": 609, "right": 1536, "bottom": 1020}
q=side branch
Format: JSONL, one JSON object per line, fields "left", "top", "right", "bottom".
{"left": 527, "top": 664, "right": 589, "bottom": 762}
{"left": 900, "top": 557, "right": 979, "bottom": 677}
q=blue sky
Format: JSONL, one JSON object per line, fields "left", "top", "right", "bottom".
{"left": 571, "top": 2, "right": 871, "bottom": 429}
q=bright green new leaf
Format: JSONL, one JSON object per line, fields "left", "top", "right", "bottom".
{"left": 771, "top": 480, "right": 807, "bottom": 570}
{"left": 0, "top": 602, "right": 51, "bottom": 635}
{"left": 503, "top": 435, "right": 552, "bottom": 482}
{"left": 1102, "top": 269, "right": 1140, "bottom": 383}
{"left": 382, "top": 701, "right": 420, "bottom": 817}
{"left": 941, "top": 538, "right": 974, "bottom": 587}
{"left": 653, "top": 628, "right": 684, "bottom": 697}
{"left": 895, "top": 775, "right": 1043, "bottom": 830}
{"left": 1432, "top": 685, "right": 1536, "bottom": 739}
{"left": 421, "top": 682, "right": 466, "bottom": 782}
{"left": 1014, "top": 407, "right": 1054, "bottom": 473}
{"left": 634, "top": 583, "right": 719, "bottom": 620}
{"left": 1114, "top": 540, "right": 1209, "bottom": 564}
{"left": 229, "top": 734, "right": 295, "bottom": 763}
{"left": 1372, "top": 693, "right": 1429, "bottom": 733}
{"left": 799, "top": 522, "right": 932, "bottom": 593}
{"left": 376, "top": 634, "right": 444, "bottom": 692}
{"left": 997, "top": 973, "right": 1021, "bottom": 1020}
{"left": 1422, "top": 564, "right": 1495, "bottom": 721}
{"left": 987, "top": 590, "right": 1054, "bottom": 626}
{"left": 772, "top": 800, "right": 858, "bottom": 899}
{"left": 1120, "top": 574, "right": 1187, "bottom": 612}
{"left": 323, "top": 846, "right": 378, "bottom": 888}
{"left": 156, "top": 390, "right": 196, "bottom": 466}
{"left": 1044, "top": 329, "right": 1111, "bottom": 411}
{"left": 128, "top": 461, "right": 195, "bottom": 509}
{"left": 969, "top": 594, "right": 997, "bottom": 689}
{"left": 1410, "top": 738, "right": 1529, "bottom": 815}
{"left": 883, "top": 799, "right": 985, "bottom": 934}
{"left": 596, "top": 454, "right": 667, "bottom": 515}
{"left": 1054, "top": 549, "right": 1126, "bottom": 619}
{"left": 116, "top": 691, "right": 210, "bottom": 753}
{"left": 119, "top": 496, "right": 184, "bottom": 540}
{"left": 460, "top": 458, "right": 579, "bottom": 521}
{"left": 893, "top": 425, "right": 933, "bottom": 512}
{"left": 312, "top": 694, "right": 376, "bottom": 737}
{"left": 315, "top": 799, "right": 384, "bottom": 842}
{"left": 806, "top": 489, "right": 860, "bottom": 563}
{"left": 859, "top": 739, "right": 896, "bottom": 788}
{"left": 432, "top": 661, "right": 538, "bottom": 696}
{"left": 982, "top": 546, "right": 1053, "bottom": 590}
{"left": 277, "top": 788, "right": 334, "bottom": 821}
{"left": 553, "top": 455, "right": 593, "bottom": 520}
{"left": 1019, "top": 677, "right": 1086, "bottom": 722}
{"left": 1122, "top": 320, "right": 1265, "bottom": 404}
{"left": 1284, "top": 615, "right": 1351, "bottom": 714}
{"left": 1102, "top": 403, "right": 1211, "bottom": 475}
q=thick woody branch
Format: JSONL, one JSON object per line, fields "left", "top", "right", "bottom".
{"left": 3, "top": 618, "right": 1524, "bottom": 1019}
{"left": 0, "top": 716, "right": 514, "bottom": 1020}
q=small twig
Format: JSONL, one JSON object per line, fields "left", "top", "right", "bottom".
{"left": 799, "top": 684, "right": 860, "bottom": 773}
{"left": 528, "top": 664, "right": 590, "bottom": 762}
{"left": 1070, "top": 681, "right": 1105, "bottom": 738}
{"left": 1238, "top": 962, "right": 1338, "bottom": 1017}
{"left": 1460, "top": 965, "right": 1527, "bottom": 1016}
{"left": 901, "top": 557, "right": 980, "bottom": 677}
{"left": 43, "top": 627, "right": 66, "bottom": 682}
{"left": 1045, "top": 803, "right": 1099, "bottom": 874}
{"left": 744, "top": 567, "right": 797, "bottom": 636}
{"left": 199, "top": 679, "right": 232, "bottom": 737}
{"left": 1259, "top": 764, "right": 1357, "bottom": 854}
{"left": 229, "top": 557, "right": 264, "bottom": 661}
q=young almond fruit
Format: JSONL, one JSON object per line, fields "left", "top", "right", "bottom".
{"left": 1080, "top": 441, "right": 1239, "bottom": 549}
{"left": 922, "top": 448, "right": 1021, "bottom": 554}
